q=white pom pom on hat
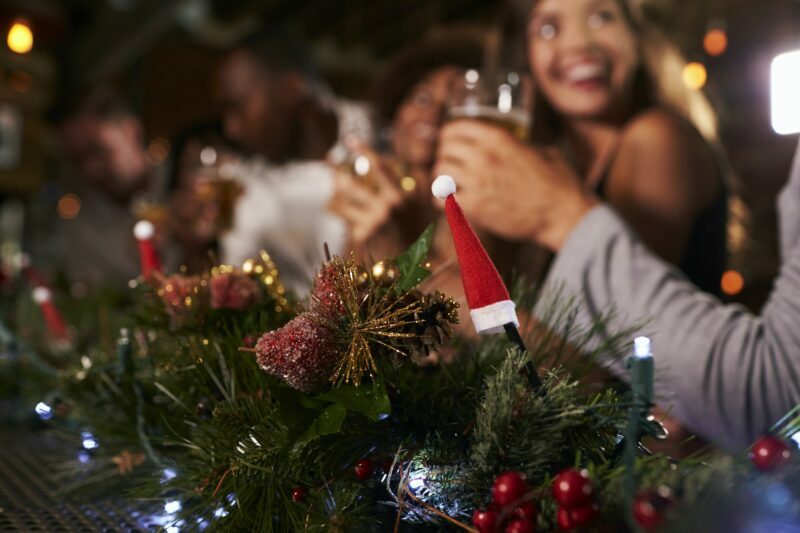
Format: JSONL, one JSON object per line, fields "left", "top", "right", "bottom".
{"left": 432, "top": 175, "right": 457, "bottom": 199}
{"left": 32, "top": 286, "right": 52, "bottom": 304}
{"left": 133, "top": 220, "right": 155, "bottom": 240}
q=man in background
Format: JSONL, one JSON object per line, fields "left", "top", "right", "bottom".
{"left": 44, "top": 88, "right": 167, "bottom": 285}
{"left": 215, "top": 25, "right": 372, "bottom": 295}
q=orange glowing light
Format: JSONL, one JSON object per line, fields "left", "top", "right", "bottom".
{"left": 57, "top": 194, "right": 81, "bottom": 220}
{"left": 683, "top": 62, "right": 708, "bottom": 90}
{"left": 7, "top": 20, "right": 33, "bottom": 54}
{"left": 704, "top": 29, "right": 728, "bottom": 57}
{"left": 720, "top": 270, "right": 744, "bottom": 296}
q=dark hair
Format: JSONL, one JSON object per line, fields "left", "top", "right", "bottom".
{"left": 372, "top": 26, "right": 487, "bottom": 124}
{"left": 237, "top": 24, "right": 320, "bottom": 82}
{"left": 51, "top": 85, "right": 134, "bottom": 125}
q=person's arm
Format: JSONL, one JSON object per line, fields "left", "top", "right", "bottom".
{"left": 544, "top": 141, "right": 800, "bottom": 451}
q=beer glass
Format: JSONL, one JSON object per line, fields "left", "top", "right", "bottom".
{"left": 447, "top": 69, "right": 532, "bottom": 141}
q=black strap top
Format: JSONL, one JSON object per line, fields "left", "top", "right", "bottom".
{"left": 594, "top": 154, "right": 728, "bottom": 298}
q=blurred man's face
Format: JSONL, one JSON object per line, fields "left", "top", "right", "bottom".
{"left": 215, "top": 50, "right": 299, "bottom": 161}
{"left": 60, "top": 114, "right": 148, "bottom": 199}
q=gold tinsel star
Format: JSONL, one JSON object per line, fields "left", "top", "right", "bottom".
{"left": 322, "top": 256, "right": 436, "bottom": 386}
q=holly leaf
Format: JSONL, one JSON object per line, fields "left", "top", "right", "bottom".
{"left": 296, "top": 404, "right": 347, "bottom": 443}
{"left": 394, "top": 224, "right": 434, "bottom": 291}
{"left": 316, "top": 380, "right": 391, "bottom": 422}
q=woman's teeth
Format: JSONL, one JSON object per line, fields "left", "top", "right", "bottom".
{"left": 563, "top": 63, "right": 606, "bottom": 83}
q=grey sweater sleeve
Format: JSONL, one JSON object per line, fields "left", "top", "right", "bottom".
{"left": 544, "top": 141, "right": 800, "bottom": 451}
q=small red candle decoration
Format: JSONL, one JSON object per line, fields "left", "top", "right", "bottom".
{"left": 32, "top": 286, "right": 68, "bottom": 339}
{"left": 133, "top": 220, "right": 162, "bottom": 278}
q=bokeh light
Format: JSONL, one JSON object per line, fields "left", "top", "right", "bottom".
{"left": 772, "top": 50, "right": 800, "bottom": 135}
{"left": 147, "top": 137, "right": 171, "bottom": 163}
{"left": 57, "top": 194, "right": 81, "bottom": 220}
{"left": 704, "top": 29, "right": 728, "bottom": 57}
{"left": 721, "top": 270, "right": 745, "bottom": 296}
{"left": 683, "top": 62, "right": 708, "bottom": 90}
{"left": 7, "top": 20, "right": 33, "bottom": 54}
{"left": 400, "top": 176, "right": 417, "bottom": 192}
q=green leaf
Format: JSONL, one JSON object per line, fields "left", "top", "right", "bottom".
{"left": 394, "top": 224, "right": 434, "bottom": 291}
{"left": 297, "top": 403, "right": 347, "bottom": 443}
{"left": 315, "top": 380, "right": 392, "bottom": 422}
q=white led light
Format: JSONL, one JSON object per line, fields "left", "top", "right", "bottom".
{"left": 771, "top": 49, "right": 800, "bottom": 135}
{"left": 161, "top": 468, "right": 177, "bottom": 483}
{"left": 164, "top": 500, "right": 181, "bottom": 514}
{"left": 81, "top": 431, "right": 99, "bottom": 450}
{"left": 35, "top": 402, "right": 52, "bottom": 420}
{"left": 353, "top": 155, "right": 371, "bottom": 177}
{"left": 634, "top": 336, "right": 651, "bottom": 357}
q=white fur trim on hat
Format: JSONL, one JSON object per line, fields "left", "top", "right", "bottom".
{"left": 469, "top": 300, "right": 519, "bottom": 334}
{"left": 432, "top": 174, "right": 457, "bottom": 199}
{"left": 133, "top": 220, "right": 155, "bottom": 240}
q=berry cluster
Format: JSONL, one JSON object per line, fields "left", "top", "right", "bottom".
{"left": 552, "top": 469, "right": 598, "bottom": 530}
{"left": 472, "top": 471, "right": 537, "bottom": 532}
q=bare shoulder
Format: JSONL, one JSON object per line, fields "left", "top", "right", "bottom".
{"left": 613, "top": 108, "right": 720, "bottom": 203}
{"left": 621, "top": 108, "right": 705, "bottom": 152}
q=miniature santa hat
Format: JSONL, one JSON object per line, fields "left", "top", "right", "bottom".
{"left": 133, "top": 220, "right": 162, "bottom": 278}
{"left": 432, "top": 175, "right": 518, "bottom": 334}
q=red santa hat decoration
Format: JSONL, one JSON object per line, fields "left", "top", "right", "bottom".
{"left": 431, "top": 174, "right": 518, "bottom": 335}
{"left": 133, "top": 220, "right": 162, "bottom": 279}
{"left": 32, "top": 286, "right": 69, "bottom": 339}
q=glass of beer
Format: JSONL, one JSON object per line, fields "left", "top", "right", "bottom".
{"left": 447, "top": 69, "right": 532, "bottom": 142}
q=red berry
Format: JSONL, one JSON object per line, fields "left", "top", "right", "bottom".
{"left": 354, "top": 459, "right": 374, "bottom": 480}
{"left": 492, "top": 471, "right": 530, "bottom": 507}
{"left": 557, "top": 508, "right": 574, "bottom": 530}
{"left": 472, "top": 509, "right": 500, "bottom": 533}
{"left": 512, "top": 502, "right": 537, "bottom": 521}
{"left": 291, "top": 487, "right": 306, "bottom": 502}
{"left": 552, "top": 469, "right": 594, "bottom": 509}
{"left": 505, "top": 518, "right": 535, "bottom": 533}
{"left": 749, "top": 435, "right": 793, "bottom": 472}
{"left": 632, "top": 489, "right": 673, "bottom": 529}
{"left": 569, "top": 502, "right": 599, "bottom": 527}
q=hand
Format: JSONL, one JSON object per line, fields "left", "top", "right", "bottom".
{"left": 434, "top": 120, "right": 598, "bottom": 251}
{"left": 328, "top": 141, "right": 404, "bottom": 246}
{"left": 169, "top": 177, "right": 222, "bottom": 245}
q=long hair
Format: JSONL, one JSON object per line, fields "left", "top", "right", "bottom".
{"left": 510, "top": 0, "right": 718, "bottom": 145}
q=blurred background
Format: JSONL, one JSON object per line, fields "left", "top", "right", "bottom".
{"left": 1, "top": 0, "right": 799, "bottom": 309}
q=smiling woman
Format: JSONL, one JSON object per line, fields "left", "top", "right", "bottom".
{"left": 328, "top": 27, "right": 485, "bottom": 261}
{"left": 436, "top": 0, "right": 730, "bottom": 297}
